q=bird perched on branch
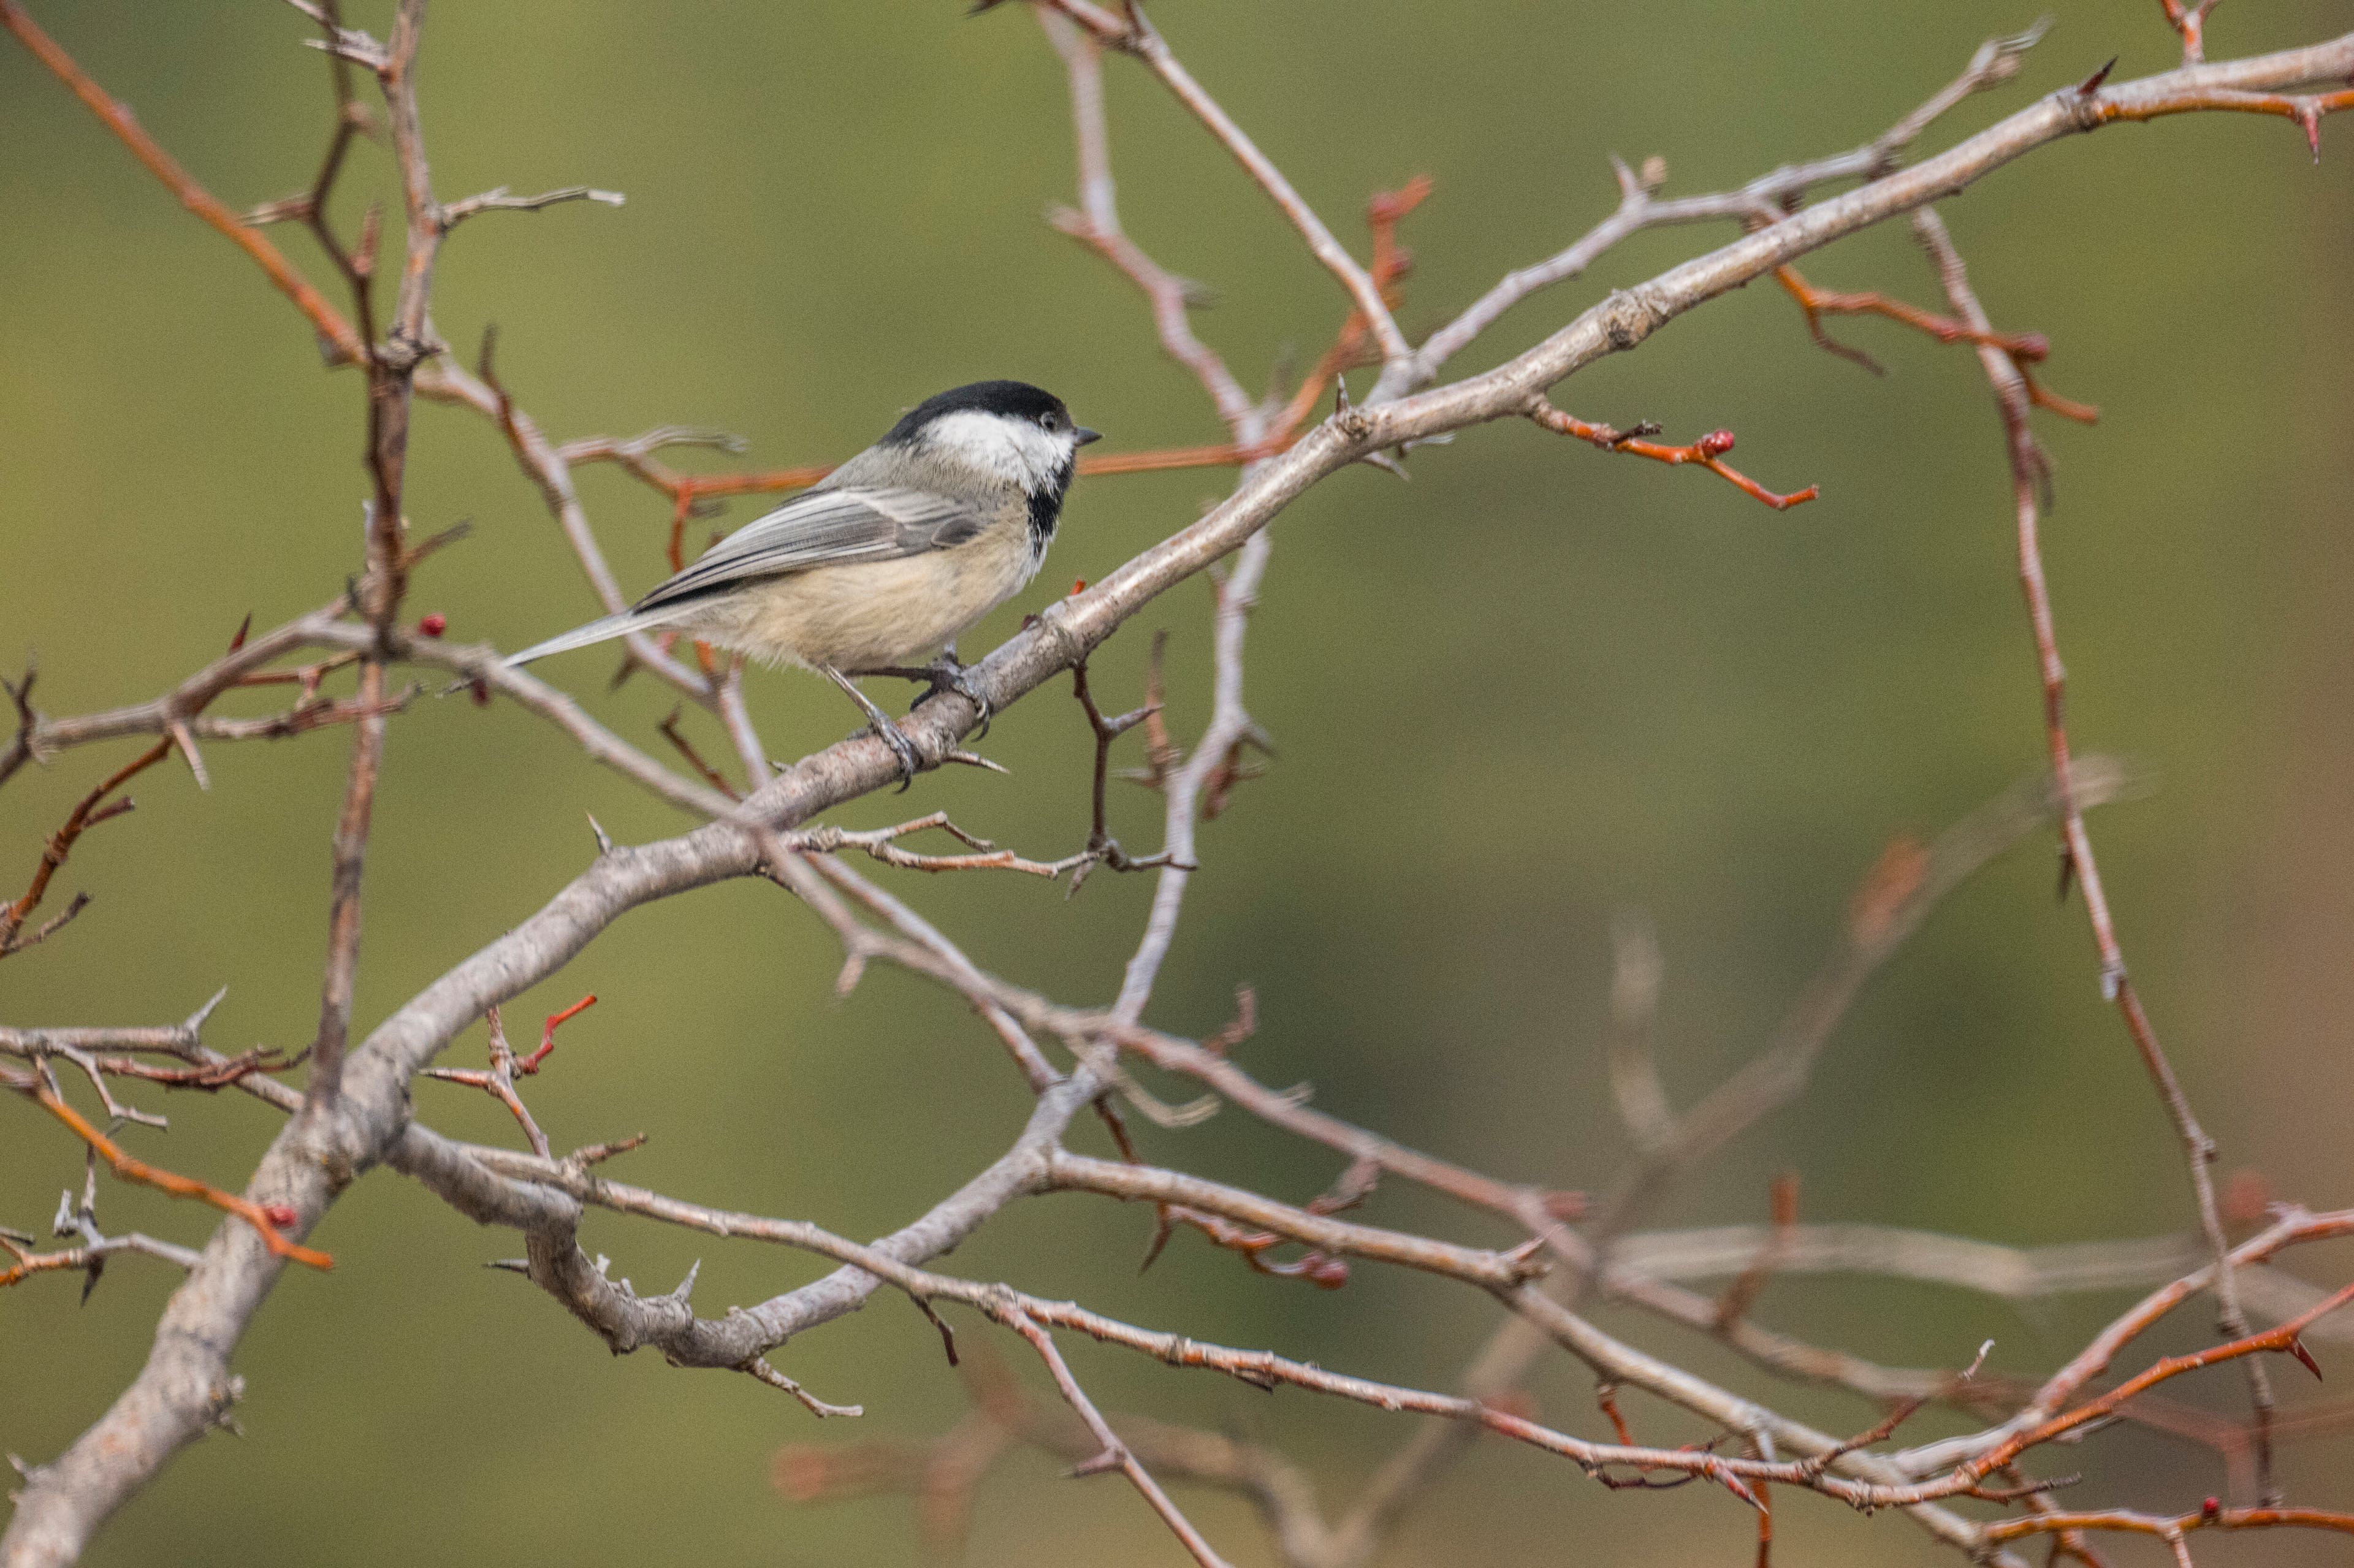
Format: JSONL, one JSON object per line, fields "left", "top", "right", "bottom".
{"left": 507, "top": 380, "right": 1099, "bottom": 786}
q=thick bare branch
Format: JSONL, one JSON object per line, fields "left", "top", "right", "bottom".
{"left": 7, "top": 12, "right": 2354, "bottom": 1568}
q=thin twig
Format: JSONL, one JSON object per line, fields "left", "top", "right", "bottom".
{"left": 7, "top": 1069, "right": 330, "bottom": 1269}
{"left": 1911, "top": 203, "right": 2279, "bottom": 1501}
{"left": 1527, "top": 400, "right": 1819, "bottom": 511}
{"left": 440, "top": 184, "right": 623, "bottom": 229}
{"left": 0, "top": 738, "right": 173, "bottom": 956}
{"left": 1032, "top": 1, "right": 1409, "bottom": 370}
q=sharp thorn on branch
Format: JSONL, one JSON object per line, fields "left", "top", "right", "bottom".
{"left": 167, "top": 720, "right": 208, "bottom": 790}
{"left": 184, "top": 987, "right": 229, "bottom": 1033}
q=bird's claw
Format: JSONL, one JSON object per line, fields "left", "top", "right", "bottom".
{"left": 901, "top": 653, "right": 993, "bottom": 740}
{"left": 872, "top": 715, "right": 921, "bottom": 793}
{"left": 823, "top": 663, "right": 926, "bottom": 793}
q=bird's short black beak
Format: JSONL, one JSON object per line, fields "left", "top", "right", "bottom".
{"left": 1075, "top": 426, "right": 1103, "bottom": 446}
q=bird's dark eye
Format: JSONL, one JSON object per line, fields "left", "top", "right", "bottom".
{"left": 1041, "top": 411, "right": 1061, "bottom": 430}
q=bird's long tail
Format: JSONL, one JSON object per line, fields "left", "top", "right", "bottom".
{"left": 505, "top": 608, "right": 677, "bottom": 668}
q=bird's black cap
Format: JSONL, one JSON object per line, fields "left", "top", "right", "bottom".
{"left": 881, "top": 380, "right": 1074, "bottom": 444}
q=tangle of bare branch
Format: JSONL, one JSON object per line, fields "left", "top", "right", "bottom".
{"left": 5, "top": 4, "right": 2353, "bottom": 1567}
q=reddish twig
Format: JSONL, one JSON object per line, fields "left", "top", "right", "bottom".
{"left": 1925, "top": 1276, "right": 2354, "bottom": 1488}
{"left": 6, "top": 1070, "right": 330, "bottom": 1269}
{"left": 2005, "top": 1205, "right": 2354, "bottom": 1443}
{"left": 418, "top": 995, "right": 596, "bottom": 1158}
{"left": 1076, "top": 440, "right": 1278, "bottom": 476}
{"left": 1122, "top": 1155, "right": 1389, "bottom": 1293}
{"left": 1527, "top": 399, "right": 1820, "bottom": 511}
{"left": 198, "top": 686, "right": 417, "bottom": 743}
{"left": 2083, "top": 82, "right": 2354, "bottom": 164}
{"left": 1576, "top": 1392, "right": 1753, "bottom": 1506}
{"left": 70, "top": 1045, "right": 298, "bottom": 1092}
{"left": 1257, "top": 177, "right": 1433, "bottom": 447}
{"left": 2158, "top": 0, "right": 2223, "bottom": 64}
{"left": 1122, "top": 631, "right": 1184, "bottom": 792}
{"left": 1987, "top": 1504, "right": 2354, "bottom": 1550}
{"left": 656, "top": 707, "right": 742, "bottom": 802}
{"left": 1713, "top": 1172, "right": 1800, "bottom": 1330}
{"left": 519, "top": 994, "right": 597, "bottom": 1072}
{"left": 0, "top": 1227, "right": 198, "bottom": 1293}
{"left": 1773, "top": 264, "right": 2100, "bottom": 423}
{"left": 0, "top": 737, "right": 173, "bottom": 957}
{"left": 0, "top": 0, "right": 364, "bottom": 363}
{"left": 1777, "top": 262, "right": 2041, "bottom": 368}
{"left": 1143, "top": 1204, "right": 1350, "bottom": 1290}
{"left": 579, "top": 432, "right": 1305, "bottom": 506}
{"left": 231, "top": 648, "right": 362, "bottom": 698}
{"left": 657, "top": 463, "right": 834, "bottom": 511}
{"left": 12, "top": 8, "right": 2354, "bottom": 1564}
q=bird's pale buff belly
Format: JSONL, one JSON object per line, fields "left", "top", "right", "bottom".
{"left": 683, "top": 523, "right": 1038, "bottom": 672}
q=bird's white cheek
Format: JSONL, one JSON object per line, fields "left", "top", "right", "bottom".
{"left": 920, "top": 412, "right": 1075, "bottom": 492}
{"left": 1010, "top": 425, "right": 1076, "bottom": 489}
{"left": 921, "top": 413, "right": 1027, "bottom": 485}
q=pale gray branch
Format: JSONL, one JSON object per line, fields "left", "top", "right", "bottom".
{"left": 440, "top": 184, "right": 623, "bottom": 229}
{"left": 9, "top": 20, "right": 2353, "bottom": 1567}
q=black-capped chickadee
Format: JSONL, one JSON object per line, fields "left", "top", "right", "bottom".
{"left": 508, "top": 379, "right": 1100, "bottom": 785}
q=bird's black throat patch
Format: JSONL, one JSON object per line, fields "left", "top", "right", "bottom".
{"left": 1028, "top": 456, "right": 1075, "bottom": 554}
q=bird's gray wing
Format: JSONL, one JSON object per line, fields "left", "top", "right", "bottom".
{"left": 633, "top": 485, "right": 987, "bottom": 613}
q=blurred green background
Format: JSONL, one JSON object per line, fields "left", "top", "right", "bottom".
{"left": 5, "top": 2, "right": 2352, "bottom": 1563}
